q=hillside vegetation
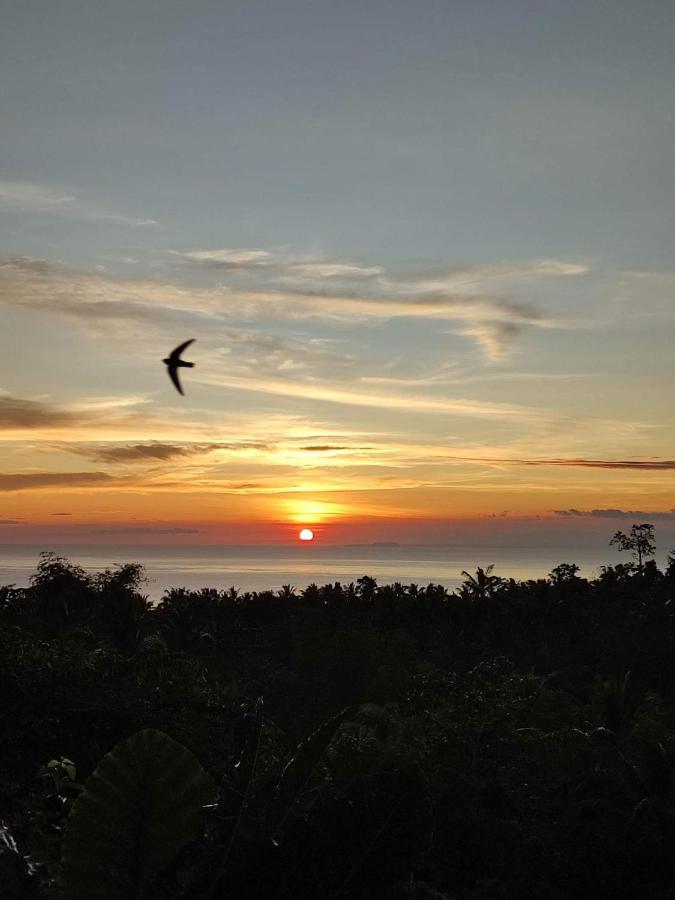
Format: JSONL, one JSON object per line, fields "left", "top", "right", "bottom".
{"left": 2, "top": 532, "right": 675, "bottom": 897}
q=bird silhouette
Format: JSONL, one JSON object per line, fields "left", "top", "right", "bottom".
{"left": 163, "top": 339, "right": 195, "bottom": 395}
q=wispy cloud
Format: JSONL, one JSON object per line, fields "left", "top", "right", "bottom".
{"left": 177, "top": 248, "right": 384, "bottom": 281}
{"left": 554, "top": 508, "right": 675, "bottom": 520}
{"left": 179, "top": 248, "right": 584, "bottom": 289}
{"left": 0, "top": 472, "right": 115, "bottom": 491}
{"left": 0, "top": 393, "right": 82, "bottom": 430}
{"left": 196, "top": 371, "right": 545, "bottom": 421}
{"left": 300, "top": 445, "right": 360, "bottom": 452}
{"left": 90, "top": 526, "right": 201, "bottom": 535}
{"left": 457, "top": 322, "right": 523, "bottom": 361}
{"left": 415, "top": 454, "right": 675, "bottom": 470}
{"left": 0, "top": 181, "right": 159, "bottom": 228}
{"left": 72, "top": 442, "right": 200, "bottom": 463}
{"left": 0, "top": 392, "right": 159, "bottom": 439}
{"left": 288, "top": 261, "right": 384, "bottom": 279}
{"left": 393, "top": 260, "right": 589, "bottom": 294}
{"left": 66, "top": 441, "right": 272, "bottom": 464}
{"left": 0, "top": 252, "right": 587, "bottom": 360}
{"left": 0, "top": 181, "right": 75, "bottom": 211}
{"left": 219, "top": 329, "right": 355, "bottom": 379}
{"left": 309, "top": 447, "right": 674, "bottom": 472}
{"left": 181, "top": 248, "right": 275, "bottom": 267}
{"left": 525, "top": 458, "right": 675, "bottom": 470}
{"left": 0, "top": 258, "right": 194, "bottom": 330}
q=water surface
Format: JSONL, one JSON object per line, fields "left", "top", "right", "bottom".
{"left": 0, "top": 543, "right": 619, "bottom": 602}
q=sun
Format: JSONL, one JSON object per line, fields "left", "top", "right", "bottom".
{"left": 298, "top": 528, "right": 314, "bottom": 542}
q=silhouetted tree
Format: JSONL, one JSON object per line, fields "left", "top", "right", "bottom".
{"left": 5, "top": 535, "right": 675, "bottom": 898}
{"left": 610, "top": 523, "right": 656, "bottom": 571}
{"left": 666, "top": 552, "right": 675, "bottom": 579}
{"left": 548, "top": 562, "right": 581, "bottom": 585}
{"left": 458, "top": 565, "right": 504, "bottom": 601}
{"left": 356, "top": 575, "right": 378, "bottom": 601}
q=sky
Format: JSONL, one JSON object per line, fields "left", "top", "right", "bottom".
{"left": 1, "top": 0, "right": 674, "bottom": 549}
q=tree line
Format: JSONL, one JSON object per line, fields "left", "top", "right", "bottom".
{"left": 1, "top": 524, "right": 675, "bottom": 897}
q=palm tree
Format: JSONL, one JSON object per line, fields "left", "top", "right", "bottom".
{"left": 277, "top": 584, "right": 296, "bottom": 601}
{"left": 458, "top": 565, "right": 504, "bottom": 602}
{"left": 356, "top": 575, "right": 378, "bottom": 600}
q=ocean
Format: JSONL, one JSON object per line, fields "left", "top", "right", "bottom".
{"left": 0, "top": 543, "right": 632, "bottom": 603}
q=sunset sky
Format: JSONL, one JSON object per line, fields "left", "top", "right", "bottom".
{"left": 1, "top": 0, "right": 674, "bottom": 547}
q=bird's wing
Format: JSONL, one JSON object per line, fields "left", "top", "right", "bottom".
{"left": 167, "top": 366, "right": 185, "bottom": 395}
{"left": 169, "top": 339, "right": 195, "bottom": 363}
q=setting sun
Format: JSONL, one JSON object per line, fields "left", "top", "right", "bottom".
{"left": 298, "top": 528, "right": 314, "bottom": 542}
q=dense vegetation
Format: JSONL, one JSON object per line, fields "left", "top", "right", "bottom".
{"left": 2, "top": 528, "right": 675, "bottom": 898}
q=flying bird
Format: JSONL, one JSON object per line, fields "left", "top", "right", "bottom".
{"left": 163, "top": 339, "right": 195, "bottom": 395}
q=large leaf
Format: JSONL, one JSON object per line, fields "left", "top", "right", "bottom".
{"left": 272, "top": 706, "right": 352, "bottom": 842}
{"left": 264, "top": 768, "right": 434, "bottom": 897}
{"left": 330, "top": 769, "right": 434, "bottom": 896}
{"left": 58, "top": 729, "right": 216, "bottom": 899}
{"left": 193, "top": 699, "right": 265, "bottom": 898}
{"left": 304, "top": 769, "right": 433, "bottom": 897}
{"left": 1, "top": 822, "right": 35, "bottom": 898}
{"left": 231, "top": 697, "right": 264, "bottom": 794}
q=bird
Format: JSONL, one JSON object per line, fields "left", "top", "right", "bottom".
{"left": 163, "top": 339, "right": 195, "bottom": 395}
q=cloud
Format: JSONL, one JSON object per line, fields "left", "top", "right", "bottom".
{"left": 301, "top": 445, "right": 352, "bottom": 452}
{"left": 181, "top": 249, "right": 583, "bottom": 289}
{"left": 554, "top": 508, "right": 675, "bottom": 521}
{"left": 0, "top": 181, "right": 75, "bottom": 210}
{"left": 0, "top": 472, "right": 114, "bottom": 492}
{"left": 174, "top": 250, "right": 587, "bottom": 361}
{"left": 429, "top": 455, "right": 675, "bottom": 470}
{"left": 0, "top": 394, "right": 82, "bottom": 430}
{"left": 89, "top": 526, "right": 201, "bottom": 535}
{"left": 75, "top": 443, "right": 197, "bottom": 463}
{"left": 215, "top": 257, "right": 581, "bottom": 357}
{"left": 526, "top": 458, "right": 675, "bottom": 470}
{"left": 385, "top": 450, "right": 674, "bottom": 470}
{"left": 0, "top": 254, "right": 585, "bottom": 360}
{"left": 216, "top": 329, "right": 364, "bottom": 382}
{"left": 288, "top": 262, "right": 384, "bottom": 279}
{"left": 197, "top": 371, "right": 544, "bottom": 421}
{"left": 396, "top": 260, "right": 589, "bottom": 294}
{"left": 457, "top": 322, "right": 523, "bottom": 361}
{"left": 235, "top": 288, "right": 549, "bottom": 337}
{"left": 0, "top": 258, "right": 193, "bottom": 329}
{"left": 0, "top": 466, "right": 277, "bottom": 495}
{"left": 67, "top": 441, "right": 273, "bottom": 464}
{"left": 0, "top": 180, "right": 158, "bottom": 228}
{"left": 0, "top": 518, "right": 25, "bottom": 526}
{"left": 177, "top": 248, "right": 383, "bottom": 281}
{"left": 51, "top": 512, "right": 72, "bottom": 516}
{"left": 0, "top": 258, "right": 242, "bottom": 346}
{"left": 180, "top": 248, "right": 276, "bottom": 268}
{"left": 0, "top": 391, "right": 160, "bottom": 439}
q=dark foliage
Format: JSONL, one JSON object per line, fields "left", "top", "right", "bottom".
{"left": 2, "top": 543, "right": 675, "bottom": 897}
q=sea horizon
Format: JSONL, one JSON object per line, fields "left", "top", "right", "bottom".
{"left": 1, "top": 541, "right": 663, "bottom": 602}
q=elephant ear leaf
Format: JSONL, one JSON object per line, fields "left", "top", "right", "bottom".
{"left": 272, "top": 706, "right": 352, "bottom": 843}
{"left": 328, "top": 769, "right": 434, "bottom": 897}
{"left": 58, "top": 729, "right": 217, "bottom": 899}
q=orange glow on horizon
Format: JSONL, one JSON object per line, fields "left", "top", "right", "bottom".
{"left": 285, "top": 498, "right": 342, "bottom": 524}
